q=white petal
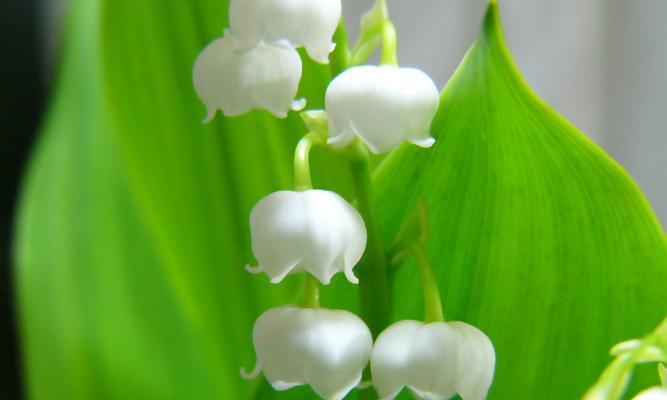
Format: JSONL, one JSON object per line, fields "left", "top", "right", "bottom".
{"left": 407, "top": 323, "right": 459, "bottom": 400}
{"left": 372, "top": 321, "right": 494, "bottom": 400}
{"left": 251, "top": 306, "right": 372, "bottom": 399}
{"left": 371, "top": 320, "right": 422, "bottom": 400}
{"left": 371, "top": 321, "right": 460, "bottom": 400}
{"left": 326, "top": 128, "right": 356, "bottom": 149}
{"left": 249, "top": 190, "right": 366, "bottom": 284}
{"left": 193, "top": 34, "right": 302, "bottom": 121}
{"left": 230, "top": 0, "right": 341, "bottom": 64}
{"left": 448, "top": 322, "right": 496, "bottom": 400}
{"left": 253, "top": 306, "right": 310, "bottom": 388}
{"left": 326, "top": 66, "right": 440, "bottom": 153}
{"left": 303, "top": 309, "right": 373, "bottom": 399}
{"left": 634, "top": 388, "right": 667, "bottom": 400}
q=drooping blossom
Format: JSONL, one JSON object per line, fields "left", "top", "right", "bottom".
{"left": 242, "top": 305, "right": 373, "bottom": 400}
{"left": 247, "top": 190, "right": 366, "bottom": 284}
{"left": 325, "top": 65, "right": 440, "bottom": 153}
{"left": 371, "top": 320, "right": 495, "bottom": 400}
{"left": 193, "top": 31, "right": 305, "bottom": 122}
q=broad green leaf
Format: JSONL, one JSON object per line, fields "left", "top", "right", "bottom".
{"left": 374, "top": 3, "right": 667, "bottom": 399}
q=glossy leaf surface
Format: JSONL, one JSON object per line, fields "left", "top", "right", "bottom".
{"left": 375, "top": 3, "right": 667, "bottom": 399}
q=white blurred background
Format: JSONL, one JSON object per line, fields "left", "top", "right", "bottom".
{"left": 341, "top": 0, "right": 666, "bottom": 225}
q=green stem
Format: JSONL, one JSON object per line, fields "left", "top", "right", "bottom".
{"left": 380, "top": 21, "right": 398, "bottom": 67}
{"left": 410, "top": 245, "right": 444, "bottom": 323}
{"left": 350, "top": 25, "right": 382, "bottom": 67}
{"left": 294, "top": 132, "right": 325, "bottom": 191}
{"left": 584, "top": 318, "right": 667, "bottom": 400}
{"left": 294, "top": 133, "right": 325, "bottom": 308}
{"left": 347, "top": 141, "right": 390, "bottom": 338}
{"left": 330, "top": 22, "right": 351, "bottom": 77}
{"left": 302, "top": 273, "right": 320, "bottom": 308}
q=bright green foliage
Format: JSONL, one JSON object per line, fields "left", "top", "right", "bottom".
{"left": 14, "top": 1, "right": 666, "bottom": 400}
{"left": 375, "top": 4, "right": 667, "bottom": 399}
{"left": 16, "top": 0, "right": 346, "bottom": 398}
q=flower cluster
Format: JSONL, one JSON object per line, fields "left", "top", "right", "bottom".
{"left": 193, "top": 0, "right": 341, "bottom": 121}
{"left": 326, "top": 65, "right": 439, "bottom": 153}
{"left": 193, "top": 0, "right": 440, "bottom": 154}
{"left": 193, "top": 0, "right": 495, "bottom": 399}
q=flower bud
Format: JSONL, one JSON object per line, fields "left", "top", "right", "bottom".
{"left": 193, "top": 31, "right": 304, "bottom": 122}
{"left": 325, "top": 65, "right": 440, "bottom": 154}
{"left": 371, "top": 320, "right": 495, "bottom": 400}
{"left": 634, "top": 388, "right": 667, "bottom": 400}
{"left": 229, "top": 0, "right": 342, "bottom": 64}
{"left": 247, "top": 190, "right": 366, "bottom": 284}
{"left": 242, "top": 305, "right": 373, "bottom": 400}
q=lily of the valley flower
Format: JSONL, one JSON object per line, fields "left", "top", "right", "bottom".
{"left": 634, "top": 388, "right": 667, "bottom": 400}
{"left": 229, "top": 0, "right": 342, "bottom": 64}
{"left": 246, "top": 190, "right": 366, "bottom": 284}
{"left": 371, "top": 320, "right": 495, "bottom": 400}
{"left": 193, "top": 31, "right": 305, "bottom": 122}
{"left": 241, "top": 305, "right": 373, "bottom": 400}
{"left": 325, "top": 65, "right": 440, "bottom": 154}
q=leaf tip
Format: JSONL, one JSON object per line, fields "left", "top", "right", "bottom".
{"left": 482, "top": 0, "right": 502, "bottom": 38}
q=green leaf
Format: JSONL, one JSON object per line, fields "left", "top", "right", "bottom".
{"left": 374, "top": 3, "right": 667, "bottom": 399}
{"left": 15, "top": 0, "right": 350, "bottom": 399}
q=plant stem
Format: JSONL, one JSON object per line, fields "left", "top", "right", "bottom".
{"left": 380, "top": 21, "right": 398, "bottom": 67}
{"left": 302, "top": 273, "right": 320, "bottom": 308}
{"left": 294, "top": 132, "right": 325, "bottom": 191}
{"left": 410, "top": 245, "right": 444, "bottom": 323}
{"left": 294, "top": 133, "right": 325, "bottom": 308}
{"left": 347, "top": 141, "right": 390, "bottom": 338}
{"left": 330, "top": 22, "right": 351, "bottom": 77}
{"left": 584, "top": 318, "right": 667, "bottom": 400}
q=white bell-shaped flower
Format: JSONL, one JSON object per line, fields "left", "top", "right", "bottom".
{"left": 325, "top": 65, "right": 440, "bottom": 154}
{"left": 229, "top": 0, "right": 342, "bottom": 64}
{"left": 247, "top": 190, "right": 366, "bottom": 284}
{"left": 193, "top": 31, "right": 305, "bottom": 122}
{"left": 371, "top": 320, "right": 495, "bottom": 400}
{"left": 634, "top": 388, "right": 667, "bottom": 400}
{"left": 242, "top": 305, "right": 373, "bottom": 400}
